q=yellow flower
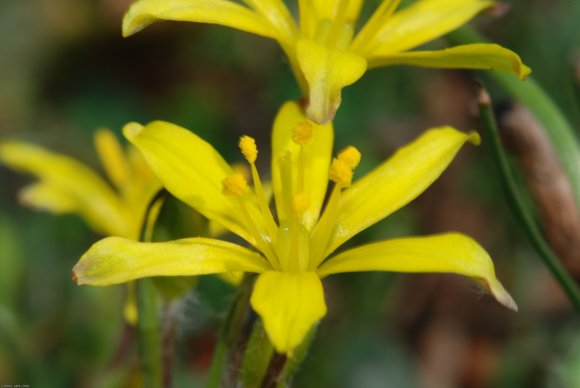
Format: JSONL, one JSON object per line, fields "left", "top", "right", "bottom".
{"left": 72, "top": 101, "right": 516, "bottom": 354}
{"left": 0, "top": 129, "right": 162, "bottom": 323}
{"left": 122, "top": 0, "right": 531, "bottom": 124}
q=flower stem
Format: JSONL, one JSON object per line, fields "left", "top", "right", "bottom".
{"left": 477, "top": 86, "right": 580, "bottom": 310}
{"left": 274, "top": 325, "right": 317, "bottom": 388}
{"left": 448, "top": 26, "right": 580, "bottom": 207}
{"left": 207, "top": 274, "right": 256, "bottom": 387}
{"left": 136, "top": 189, "right": 168, "bottom": 388}
{"left": 240, "top": 319, "right": 274, "bottom": 387}
{"left": 137, "top": 278, "right": 162, "bottom": 388}
{"left": 240, "top": 322, "right": 318, "bottom": 388}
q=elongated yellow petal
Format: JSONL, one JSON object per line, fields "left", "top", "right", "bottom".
{"left": 369, "top": 43, "right": 531, "bottom": 79}
{"left": 363, "top": 0, "right": 494, "bottom": 56}
{"left": 297, "top": 39, "right": 367, "bottom": 124}
{"left": 94, "top": 129, "right": 130, "bottom": 190}
{"left": 271, "top": 101, "right": 333, "bottom": 229}
{"left": 312, "top": 0, "right": 364, "bottom": 25}
{"left": 73, "top": 237, "right": 269, "bottom": 286}
{"left": 18, "top": 183, "right": 78, "bottom": 213}
{"left": 242, "top": 0, "right": 297, "bottom": 47}
{"left": 327, "top": 127, "right": 479, "bottom": 254}
{"left": 318, "top": 233, "right": 517, "bottom": 310}
{"left": 251, "top": 271, "right": 327, "bottom": 354}
{"left": 123, "top": 0, "right": 276, "bottom": 39}
{"left": 298, "top": 0, "right": 363, "bottom": 40}
{"left": 124, "top": 121, "right": 265, "bottom": 246}
{"left": 0, "top": 141, "right": 129, "bottom": 237}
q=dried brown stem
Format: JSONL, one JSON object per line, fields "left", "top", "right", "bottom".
{"left": 499, "top": 104, "right": 580, "bottom": 275}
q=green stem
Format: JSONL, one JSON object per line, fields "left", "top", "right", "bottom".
{"left": 136, "top": 189, "right": 168, "bottom": 388}
{"left": 448, "top": 26, "right": 580, "bottom": 206}
{"left": 239, "top": 320, "right": 317, "bottom": 388}
{"left": 207, "top": 274, "right": 256, "bottom": 387}
{"left": 478, "top": 87, "right": 580, "bottom": 310}
{"left": 137, "top": 279, "right": 162, "bottom": 388}
{"left": 274, "top": 325, "right": 317, "bottom": 388}
{"left": 240, "top": 319, "right": 274, "bottom": 388}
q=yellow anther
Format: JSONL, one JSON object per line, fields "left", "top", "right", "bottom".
{"left": 329, "top": 158, "right": 353, "bottom": 188}
{"left": 291, "top": 192, "right": 310, "bottom": 214}
{"left": 222, "top": 173, "right": 249, "bottom": 197}
{"left": 292, "top": 122, "right": 313, "bottom": 145}
{"left": 239, "top": 135, "right": 257, "bottom": 163}
{"left": 231, "top": 162, "right": 250, "bottom": 181}
{"left": 338, "top": 146, "right": 361, "bottom": 169}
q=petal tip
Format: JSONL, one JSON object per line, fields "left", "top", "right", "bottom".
{"left": 519, "top": 64, "right": 532, "bottom": 80}
{"left": 123, "top": 122, "right": 144, "bottom": 141}
{"left": 490, "top": 280, "right": 518, "bottom": 312}
{"left": 468, "top": 131, "right": 481, "bottom": 146}
{"left": 71, "top": 268, "right": 82, "bottom": 285}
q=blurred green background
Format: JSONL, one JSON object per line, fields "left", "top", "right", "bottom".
{"left": 1, "top": 0, "right": 580, "bottom": 386}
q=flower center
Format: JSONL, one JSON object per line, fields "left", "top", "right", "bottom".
{"left": 222, "top": 126, "right": 360, "bottom": 273}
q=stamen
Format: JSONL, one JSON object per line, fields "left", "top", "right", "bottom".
{"left": 277, "top": 152, "right": 294, "bottom": 222}
{"left": 239, "top": 135, "right": 257, "bottom": 163}
{"left": 291, "top": 192, "right": 310, "bottom": 215}
{"left": 310, "top": 184, "right": 341, "bottom": 268}
{"left": 338, "top": 146, "right": 361, "bottom": 168}
{"left": 329, "top": 158, "right": 353, "bottom": 188}
{"left": 292, "top": 122, "right": 312, "bottom": 193}
{"left": 292, "top": 122, "right": 313, "bottom": 145}
{"left": 239, "top": 135, "right": 278, "bottom": 239}
{"left": 223, "top": 173, "right": 280, "bottom": 270}
{"left": 310, "top": 146, "right": 360, "bottom": 267}
{"left": 290, "top": 192, "right": 311, "bottom": 272}
{"left": 231, "top": 162, "right": 250, "bottom": 181}
{"left": 222, "top": 173, "right": 249, "bottom": 197}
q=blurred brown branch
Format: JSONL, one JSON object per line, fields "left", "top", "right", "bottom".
{"left": 499, "top": 104, "right": 580, "bottom": 275}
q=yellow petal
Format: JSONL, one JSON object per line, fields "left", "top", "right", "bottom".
{"left": 318, "top": 233, "right": 517, "bottom": 311}
{"left": 0, "top": 141, "right": 129, "bottom": 237}
{"left": 327, "top": 127, "right": 479, "bottom": 254}
{"left": 217, "top": 271, "right": 244, "bottom": 286}
{"left": 271, "top": 101, "right": 333, "bottom": 230}
{"left": 94, "top": 128, "right": 130, "bottom": 190}
{"left": 369, "top": 43, "right": 531, "bottom": 80}
{"left": 298, "top": 0, "right": 363, "bottom": 39}
{"left": 242, "top": 0, "right": 297, "bottom": 47}
{"left": 123, "top": 121, "right": 265, "bottom": 246}
{"left": 73, "top": 237, "right": 269, "bottom": 286}
{"left": 250, "top": 271, "right": 327, "bottom": 354}
{"left": 364, "top": 0, "right": 494, "bottom": 56}
{"left": 123, "top": 0, "right": 276, "bottom": 39}
{"left": 297, "top": 39, "right": 367, "bottom": 124}
{"left": 313, "top": 0, "right": 364, "bottom": 24}
{"left": 18, "top": 183, "right": 78, "bottom": 213}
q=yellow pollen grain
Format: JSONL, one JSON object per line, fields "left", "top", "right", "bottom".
{"left": 292, "top": 122, "right": 313, "bottom": 145}
{"left": 291, "top": 192, "right": 310, "bottom": 214}
{"left": 338, "top": 146, "right": 361, "bottom": 169}
{"left": 231, "top": 162, "right": 250, "bottom": 181}
{"left": 329, "top": 158, "right": 353, "bottom": 188}
{"left": 222, "top": 173, "right": 249, "bottom": 197}
{"left": 239, "top": 135, "right": 257, "bottom": 163}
